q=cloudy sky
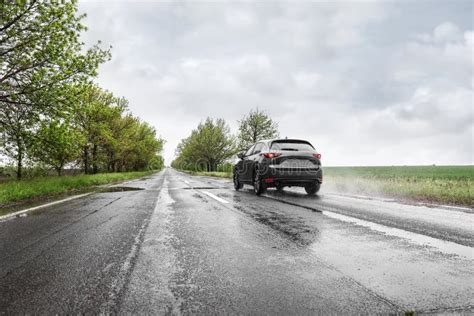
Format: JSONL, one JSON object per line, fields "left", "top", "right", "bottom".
{"left": 79, "top": 0, "right": 473, "bottom": 166}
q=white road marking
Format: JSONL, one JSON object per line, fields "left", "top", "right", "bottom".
{"left": 323, "top": 210, "right": 474, "bottom": 260}
{"left": 184, "top": 180, "right": 190, "bottom": 185}
{"left": 326, "top": 192, "right": 473, "bottom": 213}
{"left": 202, "top": 191, "right": 229, "bottom": 204}
{"left": 0, "top": 193, "right": 92, "bottom": 222}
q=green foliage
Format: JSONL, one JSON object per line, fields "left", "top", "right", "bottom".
{"left": 0, "top": 1, "right": 110, "bottom": 179}
{"left": 72, "top": 84, "right": 165, "bottom": 174}
{"left": 0, "top": 3, "right": 164, "bottom": 179}
{"left": 237, "top": 108, "right": 279, "bottom": 151}
{"left": 30, "top": 119, "right": 84, "bottom": 175}
{"left": 217, "top": 162, "right": 233, "bottom": 173}
{"left": 172, "top": 118, "right": 236, "bottom": 172}
{"left": 0, "top": 1, "right": 110, "bottom": 107}
{"left": 148, "top": 155, "right": 165, "bottom": 171}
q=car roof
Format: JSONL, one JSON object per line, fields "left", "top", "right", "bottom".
{"left": 259, "top": 138, "right": 312, "bottom": 144}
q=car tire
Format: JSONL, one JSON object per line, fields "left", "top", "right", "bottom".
{"left": 233, "top": 173, "right": 243, "bottom": 191}
{"left": 305, "top": 182, "right": 320, "bottom": 195}
{"left": 253, "top": 170, "right": 266, "bottom": 196}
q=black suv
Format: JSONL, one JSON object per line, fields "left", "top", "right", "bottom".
{"left": 233, "top": 139, "right": 323, "bottom": 195}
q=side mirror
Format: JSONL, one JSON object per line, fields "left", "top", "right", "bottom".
{"left": 237, "top": 152, "right": 245, "bottom": 159}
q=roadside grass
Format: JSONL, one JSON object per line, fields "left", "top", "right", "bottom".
{"left": 323, "top": 166, "right": 473, "bottom": 206}
{"left": 0, "top": 171, "right": 156, "bottom": 209}
{"left": 323, "top": 165, "right": 473, "bottom": 180}
{"left": 179, "top": 165, "right": 473, "bottom": 206}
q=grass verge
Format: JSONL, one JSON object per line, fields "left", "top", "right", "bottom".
{"left": 179, "top": 166, "right": 473, "bottom": 206}
{"left": 324, "top": 166, "right": 473, "bottom": 206}
{"left": 0, "top": 171, "right": 157, "bottom": 213}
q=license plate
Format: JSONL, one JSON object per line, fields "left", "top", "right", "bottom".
{"left": 279, "top": 159, "right": 315, "bottom": 168}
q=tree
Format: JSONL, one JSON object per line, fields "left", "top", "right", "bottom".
{"left": 73, "top": 85, "right": 120, "bottom": 174}
{"left": 0, "top": 1, "right": 110, "bottom": 109}
{"left": 119, "top": 119, "right": 164, "bottom": 172}
{"left": 73, "top": 85, "right": 165, "bottom": 173}
{"left": 0, "top": 104, "right": 34, "bottom": 179}
{"left": 103, "top": 109, "right": 135, "bottom": 172}
{"left": 237, "top": 108, "right": 279, "bottom": 151}
{"left": 30, "top": 119, "right": 84, "bottom": 176}
{"left": 0, "top": 3, "right": 166, "bottom": 178}
{"left": 173, "top": 118, "right": 236, "bottom": 171}
{"left": 149, "top": 155, "right": 165, "bottom": 171}
{"left": 0, "top": 1, "right": 110, "bottom": 178}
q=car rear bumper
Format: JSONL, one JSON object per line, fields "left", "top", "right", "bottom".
{"left": 261, "top": 166, "right": 322, "bottom": 187}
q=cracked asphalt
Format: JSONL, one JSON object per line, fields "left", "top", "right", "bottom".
{"left": 0, "top": 168, "right": 472, "bottom": 314}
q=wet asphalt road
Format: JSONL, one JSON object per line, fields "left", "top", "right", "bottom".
{"left": 0, "top": 168, "right": 473, "bottom": 314}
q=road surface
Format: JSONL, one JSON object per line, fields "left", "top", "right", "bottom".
{"left": 0, "top": 168, "right": 472, "bottom": 314}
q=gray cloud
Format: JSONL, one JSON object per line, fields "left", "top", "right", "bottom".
{"left": 79, "top": 0, "right": 473, "bottom": 166}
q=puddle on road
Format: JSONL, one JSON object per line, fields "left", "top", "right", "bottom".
{"left": 261, "top": 193, "right": 473, "bottom": 260}
{"left": 99, "top": 186, "right": 145, "bottom": 193}
{"left": 323, "top": 211, "right": 474, "bottom": 260}
{"left": 232, "top": 203, "right": 319, "bottom": 246}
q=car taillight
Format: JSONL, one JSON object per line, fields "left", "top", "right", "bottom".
{"left": 263, "top": 152, "right": 281, "bottom": 158}
{"left": 313, "top": 153, "right": 321, "bottom": 159}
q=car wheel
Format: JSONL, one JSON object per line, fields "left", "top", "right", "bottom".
{"left": 233, "top": 173, "right": 243, "bottom": 191}
{"left": 305, "top": 182, "right": 320, "bottom": 195}
{"left": 253, "top": 170, "right": 266, "bottom": 196}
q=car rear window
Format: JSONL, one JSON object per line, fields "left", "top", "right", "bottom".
{"left": 271, "top": 141, "right": 314, "bottom": 151}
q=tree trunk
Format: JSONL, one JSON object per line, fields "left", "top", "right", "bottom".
{"left": 109, "top": 152, "right": 116, "bottom": 172}
{"left": 56, "top": 161, "right": 64, "bottom": 176}
{"left": 208, "top": 159, "right": 217, "bottom": 172}
{"left": 16, "top": 148, "right": 22, "bottom": 180}
{"left": 92, "top": 144, "right": 98, "bottom": 174}
{"left": 83, "top": 146, "right": 89, "bottom": 174}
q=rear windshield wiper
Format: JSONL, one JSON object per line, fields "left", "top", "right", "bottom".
{"left": 281, "top": 148, "right": 298, "bottom": 151}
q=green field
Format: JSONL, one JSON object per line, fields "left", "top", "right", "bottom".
{"left": 323, "top": 166, "right": 473, "bottom": 206}
{"left": 184, "top": 165, "right": 473, "bottom": 206}
{"left": 0, "top": 171, "right": 156, "bottom": 211}
{"left": 323, "top": 165, "right": 473, "bottom": 180}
